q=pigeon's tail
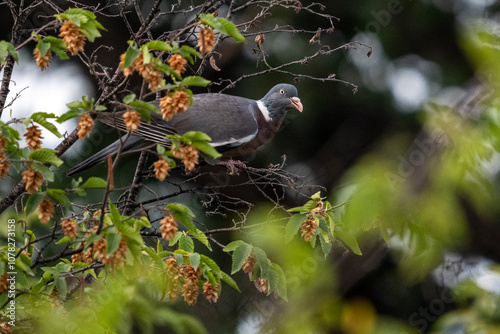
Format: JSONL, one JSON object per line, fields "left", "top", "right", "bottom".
{"left": 67, "top": 136, "right": 144, "bottom": 176}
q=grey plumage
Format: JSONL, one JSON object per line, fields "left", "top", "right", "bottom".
{"left": 67, "top": 84, "right": 302, "bottom": 176}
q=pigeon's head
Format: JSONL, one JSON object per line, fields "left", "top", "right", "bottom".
{"left": 260, "top": 84, "right": 303, "bottom": 121}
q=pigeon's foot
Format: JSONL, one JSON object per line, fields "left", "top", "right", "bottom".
{"left": 218, "top": 159, "right": 247, "bottom": 175}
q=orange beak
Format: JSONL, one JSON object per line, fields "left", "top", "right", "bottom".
{"left": 290, "top": 97, "right": 303, "bottom": 112}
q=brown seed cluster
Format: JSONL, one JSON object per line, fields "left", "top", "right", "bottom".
{"left": 197, "top": 26, "right": 216, "bottom": 55}
{"left": 301, "top": 214, "right": 318, "bottom": 242}
{"left": 61, "top": 218, "right": 78, "bottom": 238}
{"left": 93, "top": 238, "right": 107, "bottom": 263}
{"left": 33, "top": 48, "right": 52, "bottom": 71}
{"left": 93, "top": 236, "right": 128, "bottom": 269}
{"left": 154, "top": 157, "right": 171, "bottom": 181}
{"left": 181, "top": 264, "right": 200, "bottom": 306}
{"left": 38, "top": 198, "right": 54, "bottom": 224}
{"left": 168, "top": 54, "right": 187, "bottom": 75}
{"left": 123, "top": 111, "right": 141, "bottom": 132}
{"left": 107, "top": 238, "right": 128, "bottom": 269}
{"left": 0, "top": 135, "right": 10, "bottom": 178}
{"left": 22, "top": 168, "right": 43, "bottom": 194}
{"left": 119, "top": 53, "right": 163, "bottom": 92}
{"left": 242, "top": 253, "right": 256, "bottom": 274}
{"left": 0, "top": 273, "right": 8, "bottom": 293}
{"left": 159, "top": 90, "right": 190, "bottom": 121}
{"left": 255, "top": 34, "right": 265, "bottom": 51}
{"left": 203, "top": 281, "right": 219, "bottom": 303}
{"left": 171, "top": 144, "right": 199, "bottom": 172}
{"left": 166, "top": 257, "right": 181, "bottom": 302}
{"left": 71, "top": 226, "right": 99, "bottom": 264}
{"left": 160, "top": 215, "right": 177, "bottom": 240}
{"left": 312, "top": 200, "right": 327, "bottom": 218}
{"left": 77, "top": 113, "right": 94, "bottom": 139}
{"left": 143, "top": 64, "right": 163, "bottom": 93}
{"left": 59, "top": 21, "right": 86, "bottom": 55}
{"left": 119, "top": 53, "right": 134, "bottom": 77}
{"left": 254, "top": 277, "right": 269, "bottom": 294}
{"left": 82, "top": 246, "right": 95, "bottom": 265}
{"left": 0, "top": 322, "right": 12, "bottom": 334}
{"left": 71, "top": 252, "right": 83, "bottom": 263}
{"left": 24, "top": 124, "right": 43, "bottom": 150}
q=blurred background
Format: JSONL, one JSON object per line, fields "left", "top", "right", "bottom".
{"left": 3, "top": 0, "right": 500, "bottom": 333}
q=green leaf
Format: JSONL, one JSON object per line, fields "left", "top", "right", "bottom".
{"left": 285, "top": 214, "right": 307, "bottom": 243}
{"left": 172, "top": 212, "right": 196, "bottom": 232}
{"left": 31, "top": 112, "right": 62, "bottom": 138}
{"left": 31, "top": 163, "right": 54, "bottom": 182}
{"left": 190, "top": 229, "right": 212, "bottom": 251}
{"left": 0, "top": 41, "right": 8, "bottom": 65}
{"left": 123, "top": 47, "right": 141, "bottom": 68}
{"left": 37, "top": 40, "right": 51, "bottom": 58}
{"left": 123, "top": 93, "right": 136, "bottom": 104}
{"left": 80, "top": 177, "right": 107, "bottom": 189}
{"left": 180, "top": 76, "right": 210, "bottom": 87}
{"left": 180, "top": 45, "right": 202, "bottom": 63}
{"left": 166, "top": 203, "right": 195, "bottom": 217}
{"left": 66, "top": 99, "right": 88, "bottom": 110}
{"left": 199, "top": 14, "right": 245, "bottom": 42}
{"left": 253, "top": 247, "right": 270, "bottom": 279}
{"left": 134, "top": 217, "right": 151, "bottom": 229}
{"left": 288, "top": 200, "right": 319, "bottom": 213}
{"left": 0, "top": 41, "right": 19, "bottom": 64}
{"left": 220, "top": 270, "right": 240, "bottom": 292}
{"left": 55, "top": 276, "right": 68, "bottom": 299}
{"left": 272, "top": 263, "right": 287, "bottom": 301}
{"left": 80, "top": 20, "right": 105, "bottom": 42}
{"left": 108, "top": 200, "right": 122, "bottom": 226}
{"left": 317, "top": 214, "right": 328, "bottom": 233}
{"left": 28, "top": 148, "right": 63, "bottom": 167}
{"left": 336, "top": 230, "right": 362, "bottom": 255}
{"left": 46, "top": 188, "right": 73, "bottom": 211}
{"left": 157, "top": 144, "right": 166, "bottom": 155}
{"left": 231, "top": 243, "right": 253, "bottom": 274}
{"left": 319, "top": 231, "right": 332, "bottom": 258}
{"left": 57, "top": 108, "right": 85, "bottom": 123}
{"left": 168, "top": 231, "right": 182, "bottom": 247}
{"left": 223, "top": 240, "right": 246, "bottom": 252}
{"left": 41, "top": 266, "right": 61, "bottom": 276}
{"left": 42, "top": 36, "right": 66, "bottom": 49}
{"left": 189, "top": 253, "right": 200, "bottom": 270}
{"left": 267, "top": 265, "right": 280, "bottom": 296}
{"left": 157, "top": 239, "right": 163, "bottom": 254}
{"left": 200, "top": 255, "right": 222, "bottom": 276}
{"left": 105, "top": 232, "right": 122, "bottom": 256}
{"left": 182, "top": 131, "right": 211, "bottom": 142}
{"left": 327, "top": 212, "right": 335, "bottom": 239}
{"left": 311, "top": 191, "right": 322, "bottom": 201}
{"left": 174, "top": 252, "right": 184, "bottom": 266}
{"left": 179, "top": 234, "right": 195, "bottom": 253}
{"left": 145, "top": 41, "right": 173, "bottom": 52}
{"left": 25, "top": 193, "right": 45, "bottom": 215}
{"left": 6, "top": 41, "right": 18, "bottom": 63}
{"left": 56, "top": 236, "right": 73, "bottom": 245}
{"left": 24, "top": 230, "right": 35, "bottom": 256}
{"left": 143, "top": 246, "right": 165, "bottom": 269}
{"left": 168, "top": 203, "right": 196, "bottom": 231}
{"left": 191, "top": 140, "right": 222, "bottom": 158}
{"left": 129, "top": 99, "right": 160, "bottom": 114}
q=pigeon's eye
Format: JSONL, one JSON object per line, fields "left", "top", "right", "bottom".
{"left": 279, "top": 89, "right": 285, "bottom": 95}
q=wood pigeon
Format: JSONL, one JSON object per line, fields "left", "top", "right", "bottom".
{"left": 67, "top": 83, "right": 303, "bottom": 175}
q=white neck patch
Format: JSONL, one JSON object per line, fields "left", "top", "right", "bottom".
{"left": 257, "top": 100, "right": 271, "bottom": 122}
